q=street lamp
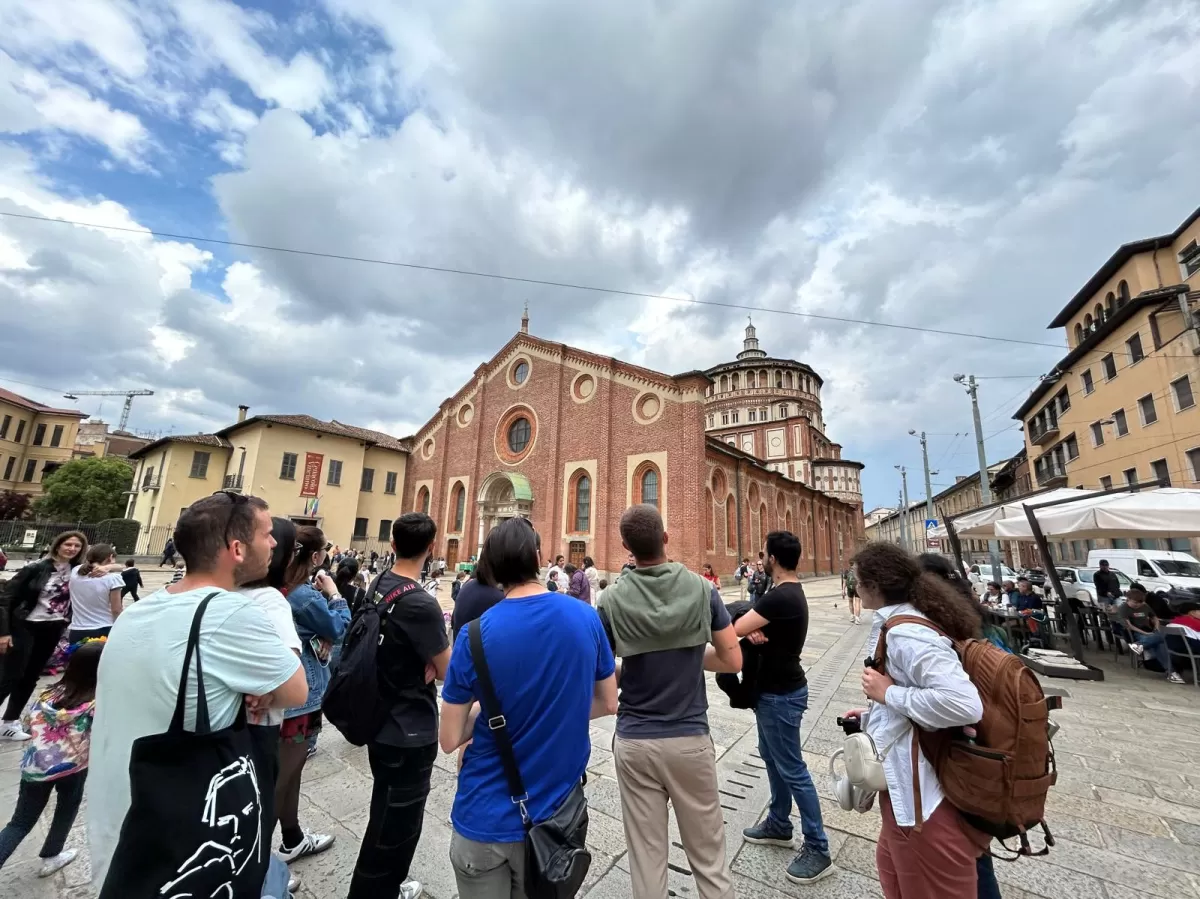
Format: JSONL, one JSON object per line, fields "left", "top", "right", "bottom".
{"left": 954, "top": 374, "right": 1004, "bottom": 578}
{"left": 908, "top": 429, "right": 936, "bottom": 526}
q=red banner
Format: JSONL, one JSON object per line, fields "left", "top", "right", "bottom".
{"left": 300, "top": 452, "right": 323, "bottom": 497}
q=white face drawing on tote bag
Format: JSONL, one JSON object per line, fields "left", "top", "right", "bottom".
{"left": 159, "top": 756, "right": 263, "bottom": 898}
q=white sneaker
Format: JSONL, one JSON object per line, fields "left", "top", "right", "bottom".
{"left": 1168, "top": 672, "right": 1185, "bottom": 684}
{"left": 1129, "top": 643, "right": 1145, "bottom": 657}
{"left": 401, "top": 880, "right": 424, "bottom": 899}
{"left": 0, "top": 720, "right": 31, "bottom": 741}
{"left": 38, "top": 850, "right": 76, "bottom": 877}
{"left": 278, "top": 830, "right": 335, "bottom": 863}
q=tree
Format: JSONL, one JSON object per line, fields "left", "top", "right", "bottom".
{"left": 0, "top": 490, "right": 31, "bottom": 521}
{"left": 33, "top": 457, "right": 133, "bottom": 523}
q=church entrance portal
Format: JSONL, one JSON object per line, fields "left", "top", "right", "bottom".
{"left": 476, "top": 472, "right": 534, "bottom": 556}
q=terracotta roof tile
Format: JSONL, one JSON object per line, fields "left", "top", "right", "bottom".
{"left": 0, "top": 387, "right": 84, "bottom": 417}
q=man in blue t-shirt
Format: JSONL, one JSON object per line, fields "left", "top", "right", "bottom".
{"left": 598, "top": 505, "right": 742, "bottom": 899}
{"left": 438, "top": 518, "right": 617, "bottom": 894}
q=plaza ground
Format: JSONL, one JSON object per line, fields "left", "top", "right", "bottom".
{"left": 3, "top": 572, "right": 1200, "bottom": 898}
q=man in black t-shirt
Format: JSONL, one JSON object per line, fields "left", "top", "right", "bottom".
{"left": 350, "top": 513, "right": 451, "bottom": 899}
{"left": 733, "top": 531, "right": 832, "bottom": 886}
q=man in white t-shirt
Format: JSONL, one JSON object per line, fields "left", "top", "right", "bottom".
{"left": 88, "top": 492, "right": 307, "bottom": 890}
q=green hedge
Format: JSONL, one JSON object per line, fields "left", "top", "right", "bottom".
{"left": 96, "top": 519, "right": 142, "bottom": 555}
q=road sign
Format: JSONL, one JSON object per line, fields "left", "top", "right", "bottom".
{"left": 925, "top": 519, "right": 938, "bottom": 530}
{"left": 927, "top": 537, "right": 941, "bottom": 549}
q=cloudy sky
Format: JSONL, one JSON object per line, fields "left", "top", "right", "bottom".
{"left": 1, "top": 0, "right": 1198, "bottom": 510}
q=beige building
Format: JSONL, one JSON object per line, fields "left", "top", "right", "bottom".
{"left": 74, "top": 420, "right": 152, "bottom": 459}
{"left": 0, "top": 388, "right": 85, "bottom": 499}
{"left": 1014, "top": 205, "right": 1200, "bottom": 557}
{"left": 127, "top": 408, "right": 411, "bottom": 554}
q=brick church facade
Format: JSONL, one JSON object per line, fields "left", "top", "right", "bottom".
{"left": 402, "top": 314, "right": 865, "bottom": 577}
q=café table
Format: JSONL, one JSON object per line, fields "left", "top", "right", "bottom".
{"left": 982, "top": 605, "right": 1028, "bottom": 650}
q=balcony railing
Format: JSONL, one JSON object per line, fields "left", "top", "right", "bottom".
{"left": 1035, "top": 462, "right": 1068, "bottom": 488}
{"left": 222, "top": 474, "right": 244, "bottom": 492}
{"left": 141, "top": 475, "right": 161, "bottom": 491}
{"left": 1029, "top": 420, "right": 1060, "bottom": 446}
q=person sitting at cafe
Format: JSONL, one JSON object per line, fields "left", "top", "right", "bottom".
{"left": 1012, "top": 577, "right": 1043, "bottom": 612}
{"left": 1168, "top": 601, "right": 1200, "bottom": 654}
{"left": 1001, "top": 579, "right": 1019, "bottom": 606}
{"left": 1121, "top": 584, "right": 1184, "bottom": 684}
{"left": 983, "top": 582, "right": 1004, "bottom": 604}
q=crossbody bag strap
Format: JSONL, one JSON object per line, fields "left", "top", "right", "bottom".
{"left": 468, "top": 618, "right": 529, "bottom": 815}
{"left": 168, "top": 592, "right": 221, "bottom": 735}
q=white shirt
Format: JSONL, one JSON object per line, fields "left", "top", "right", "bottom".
{"left": 68, "top": 567, "right": 125, "bottom": 631}
{"left": 863, "top": 604, "right": 983, "bottom": 827}
{"left": 88, "top": 586, "right": 301, "bottom": 887}
{"left": 239, "top": 587, "right": 303, "bottom": 727}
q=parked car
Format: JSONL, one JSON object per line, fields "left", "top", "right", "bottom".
{"left": 1053, "top": 566, "right": 1132, "bottom": 607}
{"left": 968, "top": 563, "right": 1019, "bottom": 596}
{"left": 1085, "top": 548, "right": 1200, "bottom": 604}
{"left": 1020, "top": 568, "right": 1047, "bottom": 590}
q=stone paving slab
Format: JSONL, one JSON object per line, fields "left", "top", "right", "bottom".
{"left": 4, "top": 574, "right": 1200, "bottom": 898}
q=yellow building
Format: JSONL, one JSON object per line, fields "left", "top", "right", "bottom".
{"left": 0, "top": 388, "right": 86, "bottom": 498}
{"left": 1014, "top": 205, "right": 1200, "bottom": 557}
{"left": 127, "top": 408, "right": 411, "bottom": 554}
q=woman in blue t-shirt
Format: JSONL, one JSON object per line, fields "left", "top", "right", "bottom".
{"left": 439, "top": 519, "right": 617, "bottom": 898}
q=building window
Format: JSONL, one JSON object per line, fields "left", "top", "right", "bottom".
{"left": 1188, "top": 448, "right": 1200, "bottom": 482}
{"left": 1113, "top": 408, "right": 1129, "bottom": 436}
{"left": 378, "top": 519, "right": 392, "bottom": 541}
{"left": 725, "top": 497, "right": 736, "bottom": 552}
{"left": 635, "top": 463, "right": 660, "bottom": 508}
{"left": 731, "top": 411, "right": 739, "bottom": 424}
{"left": 1180, "top": 240, "right": 1200, "bottom": 278}
{"left": 571, "top": 471, "right": 591, "bottom": 533}
{"left": 280, "top": 452, "right": 298, "bottom": 479}
{"left": 1065, "top": 436, "right": 1079, "bottom": 460}
{"left": 1124, "top": 467, "right": 1138, "bottom": 486}
{"left": 416, "top": 485, "right": 430, "bottom": 514}
{"left": 452, "top": 481, "right": 466, "bottom": 531}
{"left": 513, "top": 361, "right": 529, "bottom": 384}
{"left": 22, "top": 459, "right": 36, "bottom": 482}
{"left": 1081, "top": 370, "right": 1093, "bottom": 395}
{"left": 721, "top": 412, "right": 729, "bottom": 426}
{"left": 50, "top": 425, "right": 63, "bottom": 448}
{"left": 190, "top": 451, "right": 210, "bottom": 478}
{"left": 328, "top": 460, "right": 343, "bottom": 485}
{"left": 1173, "top": 376, "right": 1195, "bottom": 411}
{"left": 361, "top": 468, "right": 375, "bottom": 492}
{"left": 731, "top": 373, "right": 739, "bottom": 390}
{"left": 707, "top": 414, "right": 714, "bottom": 427}
{"left": 1101, "top": 353, "right": 1117, "bottom": 380}
{"left": 353, "top": 517, "right": 368, "bottom": 539}
{"left": 32, "top": 423, "right": 45, "bottom": 446}
{"left": 749, "top": 409, "right": 756, "bottom": 422}
{"left": 508, "top": 417, "right": 531, "bottom": 454}
{"left": 1090, "top": 422, "right": 1105, "bottom": 447}
{"left": 1126, "top": 332, "right": 1144, "bottom": 364}
{"left": 778, "top": 403, "right": 788, "bottom": 418}
{"left": 1151, "top": 458, "right": 1171, "bottom": 487}
{"left": 720, "top": 375, "right": 729, "bottom": 392}
{"left": 1099, "top": 475, "right": 1113, "bottom": 490}
{"left": 1138, "top": 394, "right": 1158, "bottom": 426}
{"left": 0, "top": 415, "right": 9, "bottom": 439}
{"left": 385, "top": 471, "right": 398, "bottom": 494}
{"left": 13, "top": 420, "right": 24, "bottom": 443}
{"left": 775, "top": 372, "right": 783, "bottom": 389}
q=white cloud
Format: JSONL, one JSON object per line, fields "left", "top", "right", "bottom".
{"left": 0, "top": 0, "right": 150, "bottom": 80}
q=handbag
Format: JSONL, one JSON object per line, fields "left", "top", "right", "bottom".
{"left": 99, "top": 593, "right": 272, "bottom": 899}
{"left": 468, "top": 619, "right": 591, "bottom": 899}
{"left": 828, "top": 726, "right": 908, "bottom": 813}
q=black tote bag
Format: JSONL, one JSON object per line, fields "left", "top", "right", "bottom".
{"left": 99, "top": 593, "right": 272, "bottom": 899}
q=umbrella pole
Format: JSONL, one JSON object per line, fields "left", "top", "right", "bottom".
{"left": 1022, "top": 505, "right": 1086, "bottom": 663}
{"left": 946, "top": 519, "right": 967, "bottom": 579}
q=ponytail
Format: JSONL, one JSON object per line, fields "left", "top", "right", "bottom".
{"left": 78, "top": 543, "right": 115, "bottom": 577}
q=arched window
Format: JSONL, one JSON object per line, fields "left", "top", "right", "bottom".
{"left": 775, "top": 371, "right": 783, "bottom": 389}
{"left": 731, "top": 372, "right": 740, "bottom": 390}
{"left": 759, "top": 368, "right": 768, "bottom": 387}
{"left": 635, "top": 462, "right": 660, "bottom": 508}
{"left": 416, "top": 485, "right": 430, "bottom": 514}
{"left": 777, "top": 494, "right": 786, "bottom": 525}
{"left": 1074, "top": 323, "right": 1084, "bottom": 345}
{"left": 451, "top": 481, "right": 465, "bottom": 532}
{"left": 725, "top": 497, "right": 736, "bottom": 552}
{"left": 706, "top": 488, "right": 715, "bottom": 552}
{"left": 747, "top": 371, "right": 756, "bottom": 389}
{"left": 758, "top": 503, "right": 768, "bottom": 551}
{"left": 1084, "top": 313, "right": 1093, "bottom": 331}
{"left": 720, "top": 375, "right": 729, "bottom": 392}
{"left": 571, "top": 470, "right": 591, "bottom": 533}
{"left": 785, "top": 372, "right": 794, "bottom": 389}
{"left": 786, "top": 509, "right": 793, "bottom": 536}
{"left": 712, "top": 468, "right": 727, "bottom": 499}
{"left": 1118, "top": 280, "right": 1130, "bottom": 305}
{"left": 1094, "top": 303, "right": 1104, "bottom": 324}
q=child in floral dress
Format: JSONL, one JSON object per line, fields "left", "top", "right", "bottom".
{"left": 0, "top": 639, "right": 104, "bottom": 876}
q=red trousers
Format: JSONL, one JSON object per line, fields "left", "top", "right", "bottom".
{"left": 876, "top": 793, "right": 980, "bottom": 899}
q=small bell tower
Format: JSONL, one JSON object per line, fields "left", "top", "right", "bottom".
{"left": 520, "top": 301, "right": 529, "bottom": 334}
{"left": 737, "top": 315, "right": 767, "bottom": 360}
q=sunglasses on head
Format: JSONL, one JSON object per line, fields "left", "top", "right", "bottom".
{"left": 211, "top": 490, "right": 251, "bottom": 545}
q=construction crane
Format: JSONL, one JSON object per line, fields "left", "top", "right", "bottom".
{"left": 62, "top": 389, "right": 154, "bottom": 431}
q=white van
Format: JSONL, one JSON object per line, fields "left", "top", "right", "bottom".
{"left": 1085, "top": 548, "right": 1200, "bottom": 597}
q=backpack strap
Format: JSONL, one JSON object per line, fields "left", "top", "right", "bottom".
{"left": 468, "top": 619, "right": 530, "bottom": 822}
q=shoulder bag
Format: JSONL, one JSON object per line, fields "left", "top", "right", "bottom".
{"left": 100, "top": 593, "right": 272, "bottom": 898}
{"left": 468, "top": 618, "right": 591, "bottom": 899}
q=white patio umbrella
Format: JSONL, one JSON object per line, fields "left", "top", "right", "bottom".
{"left": 928, "top": 487, "right": 1097, "bottom": 539}
{"left": 994, "top": 487, "right": 1200, "bottom": 540}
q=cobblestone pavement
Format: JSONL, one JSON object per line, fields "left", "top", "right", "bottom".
{"left": 3, "top": 573, "right": 1200, "bottom": 898}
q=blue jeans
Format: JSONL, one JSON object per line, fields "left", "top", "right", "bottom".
{"left": 1136, "top": 632, "right": 1172, "bottom": 673}
{"left": 261, "top": 854, "right": 290, "bottom": 898}
{"left": 755, "top": 686, "right": 828, "bottom": 855}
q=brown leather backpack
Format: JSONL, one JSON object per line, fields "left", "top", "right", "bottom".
{"left": 876, "top": 615, "right": 1058, "bottom": 857}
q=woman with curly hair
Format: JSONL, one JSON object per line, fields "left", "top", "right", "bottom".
{"left": 850, "top": 542, "right": 987, "bottom": 899}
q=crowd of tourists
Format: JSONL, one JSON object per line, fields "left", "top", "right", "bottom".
{"left": 0, "top": 484, "right": 1065, "bottom": 899}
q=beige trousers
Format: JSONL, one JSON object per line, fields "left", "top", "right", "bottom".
{"left": 613, "top": 734, "right": 735, "bottom": 899}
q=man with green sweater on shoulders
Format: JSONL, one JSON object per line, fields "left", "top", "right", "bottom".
{"left": 598, "top": 505, "right": 742, "bottom": 899}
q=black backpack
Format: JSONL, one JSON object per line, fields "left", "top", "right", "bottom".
{"left": 322, "top": 576, "right": 417, "bottom": 746}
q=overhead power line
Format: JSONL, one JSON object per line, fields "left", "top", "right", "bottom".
{"left": 0, "top": 210, "right": 1068, "bottom": 349}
